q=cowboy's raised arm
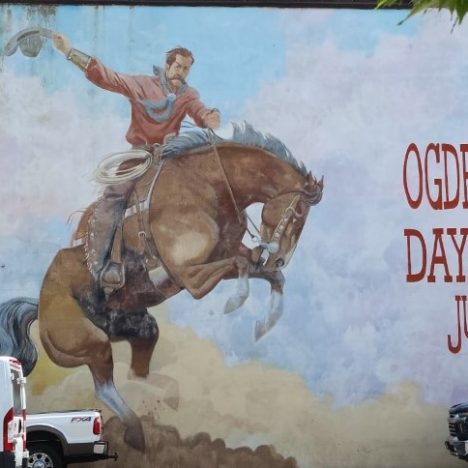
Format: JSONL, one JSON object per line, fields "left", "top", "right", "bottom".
{"left": 52, "top": 32, "right": 136, "bottom": 97}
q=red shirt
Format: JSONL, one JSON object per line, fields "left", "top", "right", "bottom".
{"left": 86, "top": 58, "right": 209, "bottom": 146}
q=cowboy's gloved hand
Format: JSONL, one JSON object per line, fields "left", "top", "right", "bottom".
{"left": 52, "top": 32, "right": 72, "bottom": 56}
{"left": 202, "top": 109, "right": 221, "bottom": 130}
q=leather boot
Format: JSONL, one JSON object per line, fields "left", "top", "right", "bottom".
{"left": 86, "top": 186, "right": 128, "bottom": 293}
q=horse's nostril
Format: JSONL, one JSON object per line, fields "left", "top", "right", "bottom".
{"left": 275, "top": 258, "right": 284, "bottom": 268}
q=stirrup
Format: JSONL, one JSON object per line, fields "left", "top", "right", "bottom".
{"left": 100, "top": 261, "right": 125, "bottom": 295}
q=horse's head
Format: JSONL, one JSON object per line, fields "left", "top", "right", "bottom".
{"left": 258, "top": 172, "right": 323, "bottom": 271}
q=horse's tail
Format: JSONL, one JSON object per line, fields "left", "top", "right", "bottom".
{"left": 0, "top": 297, "right": 39, "bottom": 376}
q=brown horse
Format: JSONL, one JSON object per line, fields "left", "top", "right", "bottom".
{"left": 0, "top": 123, "right": 323, "bottom": 451}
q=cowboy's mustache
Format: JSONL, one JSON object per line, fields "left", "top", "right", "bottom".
{"left": 169, "top": 75, "right": 186, "bottom": 84}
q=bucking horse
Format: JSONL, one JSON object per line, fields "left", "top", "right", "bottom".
{"left": 0, "top": 122, "right": 323, "bottom": 451}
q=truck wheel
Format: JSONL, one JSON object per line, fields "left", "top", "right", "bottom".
{"left": 27, "top": 444, "right": 63, "bottom": 468}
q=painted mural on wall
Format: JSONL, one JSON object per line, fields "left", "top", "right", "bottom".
{"left": 1, "top": 4, "right": 468, "bottom": 468}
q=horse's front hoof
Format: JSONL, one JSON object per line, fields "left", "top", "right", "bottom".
{"left": 124, "top": 424, "right": 146, "bottom": 452}
{"left": 224, "top": 294, "right": 248, "bottom": 314}
{"left": 224, "top": 297, "right": 239, "bottom": 314}
{"left": 254, "top": 320, "right": 268, "bottom": 341}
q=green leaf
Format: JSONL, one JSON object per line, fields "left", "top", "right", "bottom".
{"left": 376, "top": 0, "right": 468, "bottom": 24}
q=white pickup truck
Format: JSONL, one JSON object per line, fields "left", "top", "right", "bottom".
{"left": 26, "top": 410, "right": 116, "bottom": 468}
{"left": 0, "top": 356, "right": 117, "bottom": 468}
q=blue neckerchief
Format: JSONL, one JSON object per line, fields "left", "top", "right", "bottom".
{"left": 138, "top": 66, "right": 188, "bottom": 123}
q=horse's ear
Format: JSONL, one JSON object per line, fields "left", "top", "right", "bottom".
{"left": 306, "top": 171, "right": 319, "bottom": 187}
{"left": 318, "top": 175, "right": 324, "bottom": 190}
{"left": 307, "top": 171, "right": 324, "bottom": 190}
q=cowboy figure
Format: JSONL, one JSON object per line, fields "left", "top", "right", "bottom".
{"left": 53, "top": 33, "right": 220, "bottom": 293}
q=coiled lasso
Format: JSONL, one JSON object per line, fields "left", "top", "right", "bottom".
{"left": 93, "top": 149, "right": 153, "bottom": 185}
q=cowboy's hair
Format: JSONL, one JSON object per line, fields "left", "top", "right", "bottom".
{"left": 166, "top": 47, "right": 195, "bottom": 66}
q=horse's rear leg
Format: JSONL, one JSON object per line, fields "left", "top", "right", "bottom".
{"left": 39, "top": 292, "right": 145, "bottom": 451}
{"left": 128, "top": 335, "right": 157, "bottom": 380}
{"left": 128, "top": 334, "right": 180, "bottom": 410}
{"left": 91, "top": 354, "right": 145, "bottom": 451}
{"left": 116, "top": 311, "right": 179, "bottom": 410}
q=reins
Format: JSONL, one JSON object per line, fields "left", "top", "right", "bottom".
{"left": 207, "top": 130, "right": 266, "bottom": 245}
{"left": 207, "top": 129, "right": 244, "bottom": 226}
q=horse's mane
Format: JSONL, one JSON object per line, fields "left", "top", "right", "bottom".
{"left": 161, "top": 121, "right": 308, "bottom": 177}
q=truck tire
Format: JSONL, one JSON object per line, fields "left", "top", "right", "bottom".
{"left": 27, "top": 443, "right": 63, "bottom": 468}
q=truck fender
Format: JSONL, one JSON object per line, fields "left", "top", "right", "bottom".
{"left": 26, "top": 425, "right": 69, "bottom": 456}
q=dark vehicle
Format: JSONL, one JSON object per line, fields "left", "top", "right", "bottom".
{"left": 446, "top": 402, "right": 468, "bottom": 461}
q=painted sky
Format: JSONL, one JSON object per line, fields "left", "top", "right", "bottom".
{"left": 1, "top": 5, "right": 468, "bottom": 409}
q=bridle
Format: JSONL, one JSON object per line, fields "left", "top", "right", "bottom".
{"left": 206, "top": 129, "right": 320, "bottom": 268}
{"left": 254, "top": 191, "right": 314, "bottom": 269}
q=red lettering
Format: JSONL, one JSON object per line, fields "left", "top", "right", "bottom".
{"left": 448, "top": 227, "right": 468, "bottom": 282}
{"left": 425, "top": 143, "right": 443, "bottom": 210}
{"left": 448, "top": 295, "right": 465, "bottom": 354}
{"left": 443, "top": 144, "right": 460, "bottom": 209}
{"left": 403, "top": 143, "right": 468, "bottom": 210}
{"left": 403, "top": 143, "right": 423, "bottom": 209}
{"left": 461, "top": 144, "right": 468, "bottom": 209}
{"left": 404, "top": 228, "right": 426, "bottom": 282}
{"left": 428, "top": 228, "right": 453, "bottom": 282}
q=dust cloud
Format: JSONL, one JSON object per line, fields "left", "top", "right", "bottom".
{"left": 27, "top": 309, "right": 460, "bottom": 468}
{"left": 80, "top": 416, "right": 297, "bottom": 468}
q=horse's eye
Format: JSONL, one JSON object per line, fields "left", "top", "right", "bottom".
{"left": 275, "top": 258, "right": 285, "bottom": 268}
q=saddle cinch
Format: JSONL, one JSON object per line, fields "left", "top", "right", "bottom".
{"left": 74, "top": 147, "right": 164, "bottom": 294}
